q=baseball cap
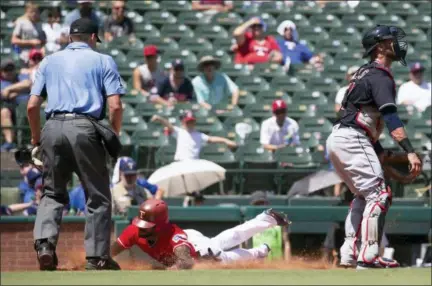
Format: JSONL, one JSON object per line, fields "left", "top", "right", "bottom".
{"left": 119, "top": 158, "right": 138, "bottom": 175}
{"left": 143, "top": 45, "right": 158, "bottom": 57}
{"left": 182, "top": 110, "right": 196, "bottom": 123}
{"left": 0, "top": 59, "right": 16, "bottom": 71}
{"left": 69, "top": 18, "right": 101, "bottom": 43}
{"left": 171, "top": 59, "right": 185, "bottom": 70}
{"left": 272, "top": 99, "right": 287, "bottom": 113}
{"left": 250, "top": 191, "right": 269, "bottom": 205}
{"left": 409, "top": 62, "right": 425, "bottom": 73}
{"left": 29, "top": 49, "right": 43, "bottom": 61}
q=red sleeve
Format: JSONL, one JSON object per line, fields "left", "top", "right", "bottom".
{"left": 268, "top": 36, "right": 280, "bottom": 51}
{"left": 170, "top": 226, "right": 196, "bottom": 256}
{"left": 238, "top": 32, "right": 252, "bottom": 51}
{"left": 117, "top": 225, "right": 138, "bottom": 249}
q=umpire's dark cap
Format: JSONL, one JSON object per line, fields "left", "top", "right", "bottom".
{"left": 70, "top": 18, "right": 101, "bottom": 43}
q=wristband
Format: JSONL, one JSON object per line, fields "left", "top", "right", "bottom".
{"left": 399, "top": 138, "right": 415, "bottom": 153}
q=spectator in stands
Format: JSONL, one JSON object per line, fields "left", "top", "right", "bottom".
{"left": 42, "top": 7, "right": 63, "bottom": 54}
{"left": 111, "top": 157, "right": 164, "bottom": 215}
{"left": 334, "top": 65, "right": 360, "bottom": 112}
{"left": 276, "top": 20, "right": 323, "bottom": 71}
{"left": 192, "top": 55, "right": 239, "bottom": 110}
{"left": 0, "top": 60, "right": 31, "bottom": 152}
{"left": 18, "top": 165, "right": 41, "bottom": 204}
{"left": 132, "top": 45, "right": 166, "bottom": 98}
{"left": 63, "top": 0, "right": 102, "bottom": 39}
{"left": 232, "top": 17, "right": 282, "bottom": 65}
{"left": 0, "top": 200, "right": 35, "bottom": 216}
{"left": 260, "top": 99, "right": 300, "bottom": 152}
{"left": 150, "top": 59, "right": 194, "bottom": 106}
{"left": 23, "top": 177, "right": 43, "bottom": 216}
{"left": 191, "top": 0, "right": 233, "bottom": 13}
{"left": 20, "top": 48, "right": 44, "bottom": 82}
{"left": 183, "top": 192, "right": 206, "bottom": 207}
{"left": 151, "top": 111, "right": 237, "bottom": 161}
{"left": 11, "top": 2, "right": 46, "bottom": 64}
{"left": 249, "top": 191, "right": 291, "bottom": 261}
{"left": 397, "top": 62, "right": 431, "bottom": 112}
{"left": 104, "top": 0, "right": 135, "bottom": 42}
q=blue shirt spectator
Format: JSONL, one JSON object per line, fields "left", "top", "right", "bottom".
{"left": 30, "top": 42, "right": 125, "bottom": 120}
{"left": 1, "top": 60, "right": 30, "bottom": 105}
{"left": 19, "top": 167, "right": 42, "bottom": 203}
{"left": 63, "top": 0, "right": 103, "bottom": 29}
{"left": 69, "top": 184, "right": 86, "bottom": 214}
{"left": 276, "top": 20, "right": 323, "bottom": 68}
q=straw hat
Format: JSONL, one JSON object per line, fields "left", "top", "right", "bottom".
{"left": 197, "top": 55, "right": 221, "bottom": 72}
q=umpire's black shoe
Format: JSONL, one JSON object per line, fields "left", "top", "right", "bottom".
{"left": 86, "top": 256, "right": 121, "bottom": 270}
{"left": 35, "top": 241, "right": 58, "bottom": 271}
{"left": 265, "top": 208, "right": 291, "bottom": 226}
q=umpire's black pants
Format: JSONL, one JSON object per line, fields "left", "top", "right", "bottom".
{"left": 33, "top": 115, "right": 112, "bottom": 258}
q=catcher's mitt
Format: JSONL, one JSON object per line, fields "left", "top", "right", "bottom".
{"left": 14, "top": 146, "right": 43, "bottom": 169}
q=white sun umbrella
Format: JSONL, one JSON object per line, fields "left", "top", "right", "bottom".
{"left": 147, "top": 159, "right": 226, "bottom": 197}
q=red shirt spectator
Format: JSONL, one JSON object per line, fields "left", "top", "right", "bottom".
{"left": 233, "top": 17, "right": 282, "bottom": 65}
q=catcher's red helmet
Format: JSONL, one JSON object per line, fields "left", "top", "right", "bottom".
{"left": 132, "top": 199, "right": 169, "bottom": 229}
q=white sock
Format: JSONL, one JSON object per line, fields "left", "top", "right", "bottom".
{"left": 219, "top": 245, "right": 269, "bottom": 264}
{"left": 211, "top": 211, "right": 277, "bottom": 250}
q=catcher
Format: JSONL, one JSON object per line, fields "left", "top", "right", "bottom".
{"left": 110, "top": 199, "right": 290, "bottom": 269}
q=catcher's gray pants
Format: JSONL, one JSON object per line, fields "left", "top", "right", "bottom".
{"left": 33, "top": 116, "right": 112, "bottom": 258}
{"left": 326, "top": 124, "right": 392, "bottom": 264}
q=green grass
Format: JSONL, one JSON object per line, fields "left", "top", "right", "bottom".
{"left": 1, "top": 268, "right": 431, "bottom": 285}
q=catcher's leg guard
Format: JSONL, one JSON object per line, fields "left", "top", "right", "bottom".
{"left": 340, "top": 197, "right": 365, "bottom": 267}
{"left": 357, "top": 184, "right": 392, "bottom": 265}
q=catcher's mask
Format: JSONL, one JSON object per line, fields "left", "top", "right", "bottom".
{"left": 362, "top": 25, "right": 408, "bottom": 66}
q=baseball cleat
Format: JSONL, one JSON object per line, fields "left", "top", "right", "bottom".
{"left": 356, "top": 257, "right": 399, "bottom": 270}
{"left": 265, "top": 208, "right": 291, "bottom": 226}
{"left": 86, "top": 256, "right": 121, "bottom": 271}
{"left": 339, "top": 261, "right": 356, "bottom": 269}
{"left": 36, "top": 243, "right": 58, "bottom": 271}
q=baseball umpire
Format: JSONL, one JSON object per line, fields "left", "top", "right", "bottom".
{"left": 326, "top": 25, "right": 423, "bottom": 269}
{"left": 27, "top": 18, "right": 125, "bottom": 270}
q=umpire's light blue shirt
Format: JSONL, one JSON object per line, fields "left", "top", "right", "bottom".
{"left": 30, "top": 42, "right": 125, "bottom": 119}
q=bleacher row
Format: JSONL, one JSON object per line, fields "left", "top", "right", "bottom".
{"left": 1, "top": 1, "right": 431, "bottom": 194}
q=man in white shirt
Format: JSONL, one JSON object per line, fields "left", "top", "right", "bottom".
{"left": 397, "top": 62, "right": 431, "bottom": 112}
{"left": 260, "top": 99, "right": 300, "bottom": 151}
{"left": 151, "top": 111, "right": 237, "bottom": 161}
{"left": 334, "top": 65, "right": 360, "bottom": 112}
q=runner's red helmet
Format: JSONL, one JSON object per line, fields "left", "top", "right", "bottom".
{"left": 132, "top": 199, "right": 169, "bottom": 229}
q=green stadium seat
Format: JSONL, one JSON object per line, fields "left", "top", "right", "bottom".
{"left": 106, "top": 49, "right": 128, "bottom": 65}
{"left": 118, "top": 131, "right": 133, "bottom": 157}
{"left": 271, "top": 77, "right": 306, "bottom": 95}
{"left": 224, "top": 117, "right": 260, "bottom": 133}
{"left": 200, "top": 144, "right": 238, "bottom": 167}
{"left": 236, "top": 90, "right": 256, "bottom": 106}
{"left": 0, "top": 187, "right": 21, "bottom": 205}
{"left": 160, "top": 24, "right": 195, "bottom": 40}
{"left": 178, "top": 37, "right": 214, "bottom": 54}
{"left": 1, "top": 170, "right": 24, "bottom": 189}
{"left": 243, "top": 103, "right": 273, "bottom": 122}
{"left": 292, "top": 1, "right": 323, "bottom": 15}
{"left": 176, "top": 11, "right": 211, "bottom": 26}
{"left": 404, "top": 27, "right": 428, "bottom": 44}
{"left": 406, "top": 15, "right": 431, "bottom": 30}
{"left": 329, "top": 27, "right": 362, "bottom": 44}
{"left": 355, "top": 1, "right": 387, "bottom": 16}
{"left": 252, "top": 63, "right": 286, "bottom": 79}
{"left": 310, "top": 150, "right": 327, "bottom": 165}
{"left": 406, "top": 117, "right": 432, "bottom": 137}
{"left": 127, "top": 0, "right": 160, "bottom": 12}
{"left": 244, "top": 130, "right": 261, "bottom": 143}
{"left": 416, "top": 2, "right": 431, "bottom": 16}
{"left": 195, "top": 116, "right": 224, "bottom": 133}
{"left": 196, "top": 49, "right": 232, "bottom": 65}
{"left": 233, "top": 1, "right": 259, "bottom": 14}
{"left": 309, "top": 14, "right": 342, "bottom": 29}
{"left": 211, "top": 12, "right": 243, "bottom": 28}
{"left": 122, "top": 114, "right": 147, "bottom": 135}
{"left": 373, "top": 15, "right": 406, "bottom": 28}
{"left": 297, "top": 26, "right": 330, "bottom": 43}
{"left": 334, "top": 50, "right": 366, "bottom": 61}
{"left": 322, "top": 1, "right": 355, "bottom": 16}
{"left": 341, "top": 14, "right": 374, "bottom": 30}
{"left": 423, "top": 106, "right": 432, "bottom": 120}
{"left": 236, "top": 76, "right": 270, "bottom": 93}
{"left": 143, "top": 11, "right": 177, "bottom": 26}
{"left": 257, "top": 1, "right": 290, "bottom": 16}
{"left": 397, "top": 105, "right": 422, "bottom": 122}
{"left": 161, "top": 49, "right": 198, "bottom": 67}
{"left": 314, "top": 39, "right": 348, "bottom": 55}
{"left": 315, "top": 104, "right": 338, "bottom": 122}
{"left": 3, "top": 7, "right": 25, "bottom": 20}
{"left": 306, "top": 77, "right": 341, "bottom": 95}
{"left": 155, "top": 145, "right": 176, "bottom": 167}
{"left": 211, "top": 103, "right": 243, "bottom": 120}
{"left": 135, "top": 102, "right": 167, "bottom": 121}
{"left": 384, "top": 2, "right": 419, "bottom": 16}
{"left": 275, "top": 146, "right": 317, "bottom": 169}
{"left": 256, "top": 89, "right": 293, "bottom": 105}
{"left": 133, "top": 23, "right": 161, "bottom": 40}
{"left": 292, "top": 90, "right": 328, "bottom": 106}
{"left": 378, "top": 132, "right": 397, "bottom": 150}
{"left": 143, "top": 37, "right": 179, "bottom": 53}
{"left": 166, "top": 102, "right": 209, "bottom": 118}
{"left": 131, "top": 126, "right": 168, "bottom": 168}
{"left": 298, "top": 117, "right": 333, "bottom": 137}
{"left": 276, "top": 13, "right": 310, "bottom": 29}
{"left": 323, "top": 64, "right": 351, "bottom": 83}
{"left": 415, "top": 41, "right": 432, "bottom": 56}
{"left": 195, "top": 25, "right": 229, "bottom": 40}
{"left": 222, "top": 63, "right": 250, "bottom": 78}
{"left": 213, "top": 38, "right": 236, "bottom": 51}
{"left": 286, "top": 103, "right": 317, "bottom": 120}
{"left": 407, "top": 130, "right": 431, "bottom": 151}
{"left": 160, "top": 0, "right": 192, "bottom": 13}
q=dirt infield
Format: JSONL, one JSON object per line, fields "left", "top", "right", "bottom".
{"left": 56, "top": 250, "right": 334, "bottom": 271}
